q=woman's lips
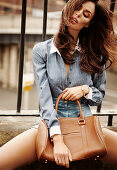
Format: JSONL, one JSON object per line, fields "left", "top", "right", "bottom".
{"left": 71, "top": 17, "right": 78, "bottom": 24}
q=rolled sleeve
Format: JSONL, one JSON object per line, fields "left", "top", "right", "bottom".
{"left": 50, "top": 126, "right": 61, "bottom": 138}
{"left": 32, "top": 43, "right": 61, "bottom": 137}
{"left": 87, "top": 70, "right": 106, "bottom": 106}
{"left": 84, "top": 87, "right": 92, "bottom": 100}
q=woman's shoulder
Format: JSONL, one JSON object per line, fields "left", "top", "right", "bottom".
{"left": 32, "top": 38, "right": 53, "bottom": 55}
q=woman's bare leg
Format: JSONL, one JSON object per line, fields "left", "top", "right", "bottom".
{"left": 100, "top": 128, "right": 117, "bottom": 164}
{"left": 0, "top": 128, "right": 38, "bottom": 170}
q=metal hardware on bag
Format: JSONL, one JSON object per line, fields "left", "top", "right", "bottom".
{"left": 45, "top": 159, "right": 48, "bottom": 163}
{"left": 78, "top": 119, "right": 86, "bottom": 125}
{"left": 95, "top": 155, "right": 100, "bottom": 160}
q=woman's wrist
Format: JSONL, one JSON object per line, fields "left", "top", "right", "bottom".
{"left": 52, "top": 134, "right": 64, "bottom": 145}
{"left": 81, "top": 85, "right": 89, "bottom": 96}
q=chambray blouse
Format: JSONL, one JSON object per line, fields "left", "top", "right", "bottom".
{"left": 32, "top": 38, "right": 106, "bottom": 137}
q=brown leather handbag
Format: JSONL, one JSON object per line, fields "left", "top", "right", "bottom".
{"left": 36, "top": 93, "right": 107, "bottom": 162}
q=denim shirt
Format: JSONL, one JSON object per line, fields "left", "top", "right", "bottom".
{"left": 32, "top": 38, "right": 106, "bottom": 137}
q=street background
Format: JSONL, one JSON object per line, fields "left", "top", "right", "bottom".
{"left": 0, "top": 0, "right": 117, "bottom": 128}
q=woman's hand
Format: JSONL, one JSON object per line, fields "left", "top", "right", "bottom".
{"left": 62, "top": 85, "right": 89, "bottom": 101}
{"left": 52, "top": 135, "right": 72, "bottom": 168}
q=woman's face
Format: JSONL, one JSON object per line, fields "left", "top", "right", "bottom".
{"left": 68, "top": 1, "right": 95, "bottom": 36}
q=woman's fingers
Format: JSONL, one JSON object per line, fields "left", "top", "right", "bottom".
{"left": 55, "top": 155, "right": 59, "bottom": 165}
{"left": 69, "top": 94, "right": 81, "bottom": 101}
{"left": 62, "top": 91, "right": 70, "bottom": 100}
{"left": 53, "top": 140, "right": 72, "bottom": 168}
{"left": 54, "top": 152, "right": 70, "bottom": 168}
{"left": 68, "top": 94, "right": 76, "bottom": 101}
{"left": 62, "top": 87, "right": 82, "bottom": 101}
{"left": 63, "top": 88, "right": 69, "bottom": 92}
{"left": 64, "top": 154, "right": 69, "bottom": 168}
{"left": 61, "top": 155, "right": 66, "bottom": 166}
{"left": 55, "top": 155, "right": 63, "bottom": 166}
{"left": 68, "top": 150, "right": 72, "bottom": 162}
{"left": 58, "top": 154, "right": 69, "bottom": 168}
{"left": 57, "top": 156, "right": 63, "bottom": 166}
{"left": 64, "top": 93, "right": 72, "bottom": 100}
{"left": 62, "top": 150, "right": 72, "bottom": 168}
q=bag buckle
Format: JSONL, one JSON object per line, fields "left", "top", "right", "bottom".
{"left": 78, "top": 119, "right": 85, "bottom": 125}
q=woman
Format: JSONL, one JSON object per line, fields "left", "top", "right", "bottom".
{"left": 0, "top": 0, "right": 117, "bottom": 169}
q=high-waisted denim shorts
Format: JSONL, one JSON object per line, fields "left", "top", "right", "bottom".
{"left": 32, "top": 98, "right": 92, "bottom": 129}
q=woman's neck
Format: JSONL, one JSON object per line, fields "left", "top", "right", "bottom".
{"left": 68, "top": 28, "right": 80, "bottom": 41}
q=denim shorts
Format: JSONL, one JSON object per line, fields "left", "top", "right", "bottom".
{"left": 32, "top": 98, "right": 92, "bottom": 129}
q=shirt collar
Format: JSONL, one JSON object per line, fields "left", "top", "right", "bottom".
{"left": 75, "top": 38, "right": 81, "bottom": 51}
{"left": 50, "top": 38, "right": 81, "bottom": 56}
{"left": 50, "top": 39, "right": 61, "bottom": 56}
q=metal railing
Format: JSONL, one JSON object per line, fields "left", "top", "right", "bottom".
{"left": 17, "top": 0, "right": 48, "bottom": 113}
{"left": 16, "top": 0, "right": 116, "bottom": 126}
{"left": 17, "top": 0, "right": 27, "bottom": 113}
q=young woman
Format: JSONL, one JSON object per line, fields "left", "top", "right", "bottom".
{"left": 0, "top": 0, "right": 117, "bottom": 169}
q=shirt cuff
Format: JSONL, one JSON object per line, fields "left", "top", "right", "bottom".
{"left": 50, "top": 125, "right": 61, "bottom": 138}
{"left": 84, "top": 87, "right": 92, "bottom": 100}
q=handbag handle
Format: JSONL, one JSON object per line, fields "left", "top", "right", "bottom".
{"left": 55, "top": 92, "right": 84, "bottom": 119}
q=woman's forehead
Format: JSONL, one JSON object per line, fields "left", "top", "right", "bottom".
{"left": 79, "top": 1, "right": 95, "bottom": 16}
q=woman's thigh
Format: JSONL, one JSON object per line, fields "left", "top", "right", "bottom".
{"left": 100, "top": 128, "right": 117, "bottom": 164}
{"left": 0, "top": 128, "right": 38, "bottom": 170}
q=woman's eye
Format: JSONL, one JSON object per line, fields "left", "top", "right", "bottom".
{"left": 83, "top": 13, "right": 89, "bottom": 18}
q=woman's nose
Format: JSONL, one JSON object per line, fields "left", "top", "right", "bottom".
{"left": 75, "top": 11, "right": 82, "bottom": 17}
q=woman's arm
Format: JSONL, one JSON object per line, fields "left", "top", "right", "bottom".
{"left": 32, "top": 43, "right": 72, "bottom": 168}
{"left": 32, "top": 43, "right": 61, "bottom": 137}
{"left": 87, "top": 70, "right": 106, "bottom": 106}
{"left": 52, "top": 134, "right": 72, "bottom": 168}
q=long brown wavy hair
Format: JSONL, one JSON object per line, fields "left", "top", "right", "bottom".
{"left": 53, "top": 0, "right": 117, "bottom": 74}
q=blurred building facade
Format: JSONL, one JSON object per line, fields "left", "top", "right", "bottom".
{"left": 0, "top": 0, "right": 116, "bottom": 15}
{"left": 0, "top": 0, "right": 66, "bottom": 15}
{"left": 0, "top": 0, "right": 66, "bottom": 89}
{"left": 0, "top": 0, "right": 116, "bottom": 89}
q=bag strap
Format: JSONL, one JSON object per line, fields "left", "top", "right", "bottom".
{"left": 55, "top": 92, "right": 84, "bottom": 119}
